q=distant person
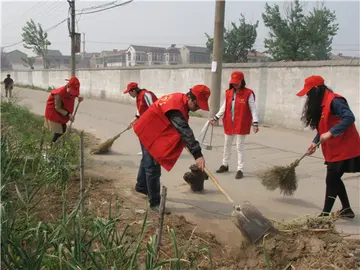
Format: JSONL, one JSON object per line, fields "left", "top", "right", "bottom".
{"left": 298, "top": 75, "right": 360, "bottom": 219}
{"left": 44, "top": 77, "right": 84, "bottom": 143}
{"left": 210, "top": 71, "right": 259, "bottom": 179}
{"left": 3, "top": 74, "right": 14, "bottom": 98}
{"left": 123, "top": 82, "right": 158, "bottom": 194}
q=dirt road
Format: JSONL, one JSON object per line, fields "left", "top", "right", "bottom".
{"left": 12, "top": 87, "right": 360, "bottom": 243}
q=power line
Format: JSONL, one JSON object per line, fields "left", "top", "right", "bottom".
{"left": 75, "top": 0, "right": 133, "bottom": 15}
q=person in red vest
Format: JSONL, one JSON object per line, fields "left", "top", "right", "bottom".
{"left": 44, "top": 77, "right": 83, "bottom": 143}
{"left": 210, "top": 71, "right": 259, "bottom": 179}
{"left": 298, "top": 75, "right": 360, "bottom": 219}
{"left": 132, "top": 84, "right": 210, "bottom": 213}
{"left": 123, "top": 82, "right": 158, "bottom": 129}
{"left": 123, "top": 82, "right": 158, "bottom": 195}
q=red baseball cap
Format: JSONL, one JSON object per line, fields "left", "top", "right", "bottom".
{"left": 123, "top": 82, "right": 138, "bottom": 94}
{"left": 229, "top": 71, "right": 244, "bottom": 85}
{"left": 297, "top": 75, "right": 325, "bottom": 96}
{"left": 66, "top": 76, "right": 80, "bottom": 96}
{"left": 190, "top": 84, "right": 211, "bottom": 111}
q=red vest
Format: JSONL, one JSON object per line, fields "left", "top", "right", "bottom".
{"left": 136, "top": 89, "right": 158, "bottom": 116}
{"left": 222, "top": 87, "right": 255, "bottom": 135}
{"left": 318, "top": 90, "right": 360, "bottom": 162}
{"left": 45, "top": 86, "right": 76, "bottom": 124}
{"left": 133, "top": 93, "right": 189, "bottom": 171}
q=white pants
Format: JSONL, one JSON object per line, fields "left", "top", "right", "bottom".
{"left": 222, "top": 134, "right": 246, "bottom": 171}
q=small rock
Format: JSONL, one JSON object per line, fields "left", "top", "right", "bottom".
{"left": 135, "top": 209, "right": 145, "bottom": 215}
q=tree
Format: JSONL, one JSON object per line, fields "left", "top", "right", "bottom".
{"left": 304, "top": 4, "right": 339, "bottom": 60}
{"left": 22, "top": 56, "right": 35, "bottom": 70}
{"left": 21, "top": 19, "right": 51, "bottom": 69}
{"left": 262, "top": 0, "right": 338, "bottom": 61}
{"left": 205, "top": 14, "right": 259, "bottom": 63}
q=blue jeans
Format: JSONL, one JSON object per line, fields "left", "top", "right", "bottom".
{"left": 136, "top": 142, "right": 161, "bottom": 207}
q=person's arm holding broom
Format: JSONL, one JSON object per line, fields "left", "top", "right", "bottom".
{"left": 307, "top": 97, "right": 356, "bottom": 155}
{"left": 127, "top": 93, "right": 154, "bottom": 129}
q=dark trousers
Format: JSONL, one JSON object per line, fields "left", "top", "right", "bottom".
{"left": 322, "top": 167, "right": 351, "bottom": 214}
{"left": 136, "top": 142, "right": 161, "bottom": 207}
{"left": 51, "top": 124, "right": 67, "bottom": 143}
{"left": 5, "top": 86, "right": 12, "bottom": 98}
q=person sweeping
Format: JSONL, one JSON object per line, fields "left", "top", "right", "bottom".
{"left": 297, "top": 75, "right": 360, "bottom": 219}
{"left": 123, "top": 82, "right": 158, "bottom": 195}
{"left": 210, "top": 71, "right": 259, "bottom": 179}
{"left": 132, "top": 84, "right": 210, "bottom": 213}
{"left": 44, "top": 77, "right": 83, "bottom": 143}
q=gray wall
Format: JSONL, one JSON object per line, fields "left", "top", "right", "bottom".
{"left": 2, "top": 59, "right": 359, "bottom": 131}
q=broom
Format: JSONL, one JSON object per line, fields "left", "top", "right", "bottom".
{"left": 90, "top": 126, "right": 131, "bottom": 155}
{"left": 259, "top": 142, "right": 321, "bottom": 196}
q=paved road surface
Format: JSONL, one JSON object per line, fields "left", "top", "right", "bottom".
{"left": 9, "top": 87, "right": 360, "bottom": 242}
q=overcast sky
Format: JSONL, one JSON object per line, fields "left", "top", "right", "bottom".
{"left": 1, "top": 0, "right": 359, "bottom": 57}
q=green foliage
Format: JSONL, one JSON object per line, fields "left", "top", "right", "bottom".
{"left": 304, "top": 4, "right": 339, "bottom": 60}
{"left": 21, "top": 56, "right": 35, "bottom": 70}
{"left": 21, "top": 19, "right": 51, "bottom": 68}
{"left": 262, "top": 0, "right": 338, "bottom": 61}
{"left": 205, "top": 14, "right": 259, "bottom": 63}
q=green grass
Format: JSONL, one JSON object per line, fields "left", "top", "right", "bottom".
{"left": 1, "top": 99, "right": 213, "bottom": 269}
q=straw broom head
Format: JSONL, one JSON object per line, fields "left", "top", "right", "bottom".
{"left": 259, "top": 160, "right": 300, "bottom": 196}
{"left": 90, "top": 137, "right": 116, "bottom": 155}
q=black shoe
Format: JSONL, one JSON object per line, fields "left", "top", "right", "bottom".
{"left": 318, "top": 212, "right": 330, "bottom": 217}
{"left": 235, "top": 170, "right": 243, "bottom": 179}
{"left": 216, "top": 165, "right": 229, "bottom": 173}
{"left": 150, "top": 205, "right": 171, "bottom": 215}
{"left": 135, "top": 186, "right": 148, "bottom": 196}
{"left": 338, "top": 208, "right": 355, "bottom": 219}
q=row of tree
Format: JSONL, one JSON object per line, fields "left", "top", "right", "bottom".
{"left": 205, "top": 0, "right": 339, "bottom": 62}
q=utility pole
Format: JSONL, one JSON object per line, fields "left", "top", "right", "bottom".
{"left": 209, "top": 0, "right": 225, "bottom": 118}
{"left": 82, "top": 32, "right": 85, "bottom": 60}
{"left": 69, "top": 0, "right": 76, "bottom": 76}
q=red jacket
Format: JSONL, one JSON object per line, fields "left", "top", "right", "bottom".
{"left": 222, "top": 87, "right": 255, "bottom": 135}
{"left": 45, "top": 86, "right": 76, "bottom": 124}
{"left": 133, "top": 93, "right": 189, "bottom": 171}
{"left": 318, "top": 90, "right": 360, "bottom": 162}
{"left": 136, "top": 89, "right": 158, "bottom": 116}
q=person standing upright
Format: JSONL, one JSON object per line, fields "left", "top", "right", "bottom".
{"left": 210, "top": 71, "right": 259, "bottom": 179}
{"left": 3, "top": 74, "right": 14, "bottom": 98}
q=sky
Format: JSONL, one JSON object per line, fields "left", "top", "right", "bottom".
{"left": 1, "top": 0, "right": 359, "bottom": 57}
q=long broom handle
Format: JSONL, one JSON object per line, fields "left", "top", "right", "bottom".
{"left": 296, "top": 141, "right": 321, "bottom": 164}
{"left": 113, "top": 126, "right": 131, "bottom": 140}
{"left": 67, "top": 100, "right": 81, "bottom": 132}
{"left": 185, "top": 147, "right": 234, "bottom": 204}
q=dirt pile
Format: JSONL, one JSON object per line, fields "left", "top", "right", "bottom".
{"left": 214, "top": 231, "right": 358, "bottom": 270}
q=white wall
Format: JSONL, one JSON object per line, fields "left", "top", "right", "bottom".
{"left": 2, "top": 59, "right": 360, "bottom": 131}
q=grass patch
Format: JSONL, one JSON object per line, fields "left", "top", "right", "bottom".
{"left": 0, "top": 99, "right": 213, "bottom": 269}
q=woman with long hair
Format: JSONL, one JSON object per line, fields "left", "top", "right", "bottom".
{"left": 297, "top": 75, "right": 360, "bottom": 219}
